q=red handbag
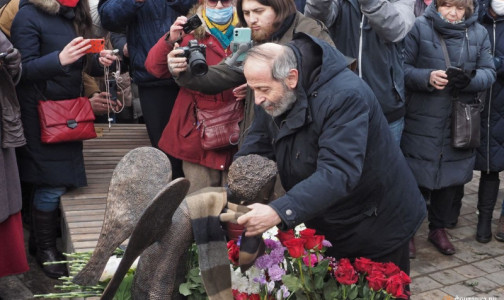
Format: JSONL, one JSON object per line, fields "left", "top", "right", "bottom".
{"left": 38, "top": 97, "right": 97, "bottom": 144}
{"left": 196, "top": 100, "right": 244, "bottom": 150}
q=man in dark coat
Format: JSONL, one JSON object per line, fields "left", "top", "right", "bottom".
{"left": 235, "top": 33, "right": 426, "bottom": 274}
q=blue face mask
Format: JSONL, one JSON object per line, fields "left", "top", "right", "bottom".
{"left": 206, "top": 6, "right": 233, "bottom": 24}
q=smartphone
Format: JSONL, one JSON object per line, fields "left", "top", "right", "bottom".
{"left": 446, "top": 66, "right": 464, "bottom": 80}
{"left": 183, "top": 15, "right": 202, "bottom": 34}
{"left": 107, "top": 78, "right": 117, "bottom": 102}
{"left": 85, "top": 38, "right": 105, "bottom": 54}
{"left": 232, "top": 28, "right": 252, "bottom": 62}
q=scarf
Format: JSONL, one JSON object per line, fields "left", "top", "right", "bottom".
{"left": 202, "top": 8, "right": 238, "bottom": 49}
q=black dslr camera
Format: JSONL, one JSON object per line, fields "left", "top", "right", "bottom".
{"left": 178, "top": 39, "right": 208, "bottom": 76}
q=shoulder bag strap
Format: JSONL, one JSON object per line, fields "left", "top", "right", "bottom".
{"left": 435, "top": 31, "right": 451, "bottom": 68}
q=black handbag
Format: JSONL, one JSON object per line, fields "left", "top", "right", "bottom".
{"left": 437, "top": 32, "right": 482, "bottom": 149}
{"left": 451, "top": 99, "right": 481, "bottom": 148}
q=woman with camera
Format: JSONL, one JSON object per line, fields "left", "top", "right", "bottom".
{"left": 401, "top": 0, "right": 495, "bottom": 255}
{"left": 145, "top": 0, "right": 240, "bottom": 196}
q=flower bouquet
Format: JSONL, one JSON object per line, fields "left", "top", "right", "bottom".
{"left": 227, "top": 227, "right": 411, "bottom": 300}
{"left": 34, "top": 248, "right": 137, "bottom": 299}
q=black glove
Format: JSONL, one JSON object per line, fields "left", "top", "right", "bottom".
{"left": 449, "top": 69, "right": 474, "bottom": 89}
{"left": 4, "top": 48, "right": 21, "bottom": 78}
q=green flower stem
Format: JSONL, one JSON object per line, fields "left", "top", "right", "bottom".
{"left": 384, "top": 293, "right": 392, "bottom": 300}
{"left": 342, "top": 285, "right": 347, "bottom": 300}
{"left": 297, "top": 258, "right": 311, "bottom": 300}
{"left": 370, "top": 290, "right": 375, "bottom": 300}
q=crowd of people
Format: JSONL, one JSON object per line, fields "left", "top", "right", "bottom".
{"left": 0, "top": 0, "right": 503, "bottom": 297}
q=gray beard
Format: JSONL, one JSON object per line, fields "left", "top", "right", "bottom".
{"left": 261, "top": 87, "right": 297, "bottom": 117}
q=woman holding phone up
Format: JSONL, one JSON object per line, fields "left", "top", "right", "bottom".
{"left": 11, "top": 0, "right": 117, "bottom": 278}
{"left": 401, "top": 0, "right": 495, "bottom": 255}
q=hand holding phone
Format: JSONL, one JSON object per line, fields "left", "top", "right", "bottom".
{"left": 85, "top": 39, "right": 105, "bottom": 54}
{"left": 183, "top": 15, "right": 202, "bottom": 34}
{"left": 230, "top": 28, "right": 252, "bottom": 64}
{"left": 446, "top": 66, "right": 464, "bottom": 80}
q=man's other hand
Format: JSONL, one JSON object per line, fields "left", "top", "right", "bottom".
{"left": 237, "top": 203, "right": 281, "bottom": 237}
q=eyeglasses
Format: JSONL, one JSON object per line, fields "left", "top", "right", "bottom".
{"left": 207, "top": 0, "right": 233, "bottom": 7}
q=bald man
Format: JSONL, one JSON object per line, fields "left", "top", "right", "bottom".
{"left": 235, "top": 33, "right": 426, "bottom": 275}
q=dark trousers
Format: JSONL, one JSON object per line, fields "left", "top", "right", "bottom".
{"left": 420, "top": 186, "right": 459, "bottom": 230}
{"left": 138, "top": 85, "right": 183, "bottom": 178}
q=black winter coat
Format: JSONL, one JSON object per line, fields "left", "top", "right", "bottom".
{"left": 11, "top": 0, "right": 102, "bottom": 188}
{"left": 401, "top": 1, "right": 495, "bottom": 190}
{"left": 236, "top": 34, "right": 426, "bottom": 259}
{"left": 475, "top": 8, "right": 504, "bottom": 172}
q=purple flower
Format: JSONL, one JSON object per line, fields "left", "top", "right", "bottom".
{"left": 264, "top": 239, "right": 281, "bottom": 250}
{"left": 269, "top": 247, "right": 286, "bottom": 264}
{"left": 322, "top": 240, "right": 332, "bottom": 247}
{"left": 255, "top": 254, "right": 275, "bottom": 270}
{"left": 267, "top": 264, "right": 285, "bottom": 281}
{"left": 253, "top": 274, "right": 267, "bottom": 285}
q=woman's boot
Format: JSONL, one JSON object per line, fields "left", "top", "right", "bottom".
{"left": 476, "top": 178, "right": 500, "bottom": 243}
{"left": 32, "top": 208, "right": 68, "bottom": 278}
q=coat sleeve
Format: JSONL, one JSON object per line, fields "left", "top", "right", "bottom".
{"left": 174, "top": 61, "right": 246, "bottom": 95}
{"left": 403, "top": 24, "right": 435, "bottom": 92}
{"left": 11, "top": 14, "right": 69, "bottom": 82}
{"left": 269, "top": 91, "right": 371, "bottom": 230}
{"left": 145, "top": 33, "right": 174, "bottom": 79}
{"left": 98, "top": 0, "right": 193, "bottom": 32}
{"left": 304, "top": 0, "right": 340, "bottom": 28}
{"left": 462, "top": 28, "right": 496, "bottom": 93}
{"left": 360, "top": 0, "right": 415, "bottom": 43}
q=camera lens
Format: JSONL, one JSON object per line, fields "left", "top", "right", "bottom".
{"left": 188, "top": 52, "right": 208, "bottom": 76}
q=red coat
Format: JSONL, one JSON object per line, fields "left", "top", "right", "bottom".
{"left": 145, "top": 23, "right": 238, "bottom": 171}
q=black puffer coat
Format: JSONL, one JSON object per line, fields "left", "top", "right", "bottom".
{"left": 11, "top": 0, "right": 102, "bottom": 188}
{"left": 236, "top": 34, "right": 426, "bottom": 259}
{"left": 475, "top": 6, "right": 504, "bottom": 172}
{"left": 401, "top": 1, "right": 495, "bottom": 190}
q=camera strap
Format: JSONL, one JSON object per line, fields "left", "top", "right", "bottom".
{"left": 103, "top": 51, "right": 125, "bottom": 128}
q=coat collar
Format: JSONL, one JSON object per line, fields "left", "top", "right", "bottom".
{"left": 28, "top": 0, "right": 61, "bottom": 15}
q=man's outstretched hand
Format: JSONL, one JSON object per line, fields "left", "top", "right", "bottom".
{"left": 237, "top": 203, "right": 281, "bottom": 237}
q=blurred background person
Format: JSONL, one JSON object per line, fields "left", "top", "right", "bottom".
{"left": 474, "top": 0, "right": 504, "bottom": 243}
{"left": 401, "top": 0, "right": 495, "bottom": 255}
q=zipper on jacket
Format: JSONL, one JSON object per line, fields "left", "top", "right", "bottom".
{"left": 358, "top": 14, "right": 364, "bottom": 78}
{"left": 486, "top": 21, "right": 497, "bottom": 173}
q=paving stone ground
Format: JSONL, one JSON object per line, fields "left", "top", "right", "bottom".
{"left": 0, "top": 171, "right": 503, "bottom": 299}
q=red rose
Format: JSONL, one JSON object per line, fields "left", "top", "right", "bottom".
{"left": 354, "top": 257, "right": 375, "bottom": 274}
{"left": 385, "top": 273, "right": 409, "bottom": 299}
{"left": 276, "top": 229, "right": 296, "bottom": 246}
{"left": 283, "top": 238, "right": 306, "bottom": 258}
{"left": 248, "top": 294, "right": 261, "bottom": 300}
{"left": 302, "top": 253, "right": 319, "bottom": 267}
{"left": 334, "top": 258, "right": 358, "bottom": 285}
{"left": 227, "top": 240, "right": 240, "bottom": 265}
{"left": 381, "top": 262, "right": 401, "bottom": 277}
{"left": 232, "top": 290, "right": 249, "bottom": 300}
{"left": 304, "top": 234, "right": 325, "bottom": 251}
{"left": 366, "top": 269, "right": 387, "bottom": 291}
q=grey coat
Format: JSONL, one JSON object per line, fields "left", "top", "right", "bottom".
{"left": 0, "top": 31, "right": 23, "bottom": 223}
{"left": 401, "top": 1, "right": 495, "bottom": 190}
{"left": 304, "top": 0, "right": 415, "bottom": 122}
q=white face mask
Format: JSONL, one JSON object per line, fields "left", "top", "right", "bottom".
{"left": 491, "top": 0, "right": 504, "bottom": 16}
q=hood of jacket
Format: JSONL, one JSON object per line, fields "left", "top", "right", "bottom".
{"left": 22, "top": 0, "right": 61, "bottom": 14}
{"left": 287, "top": 32, "right": 348, "bottom": 96}
{"left": 424, "top": 0, "right": 479, "bottom": 37}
